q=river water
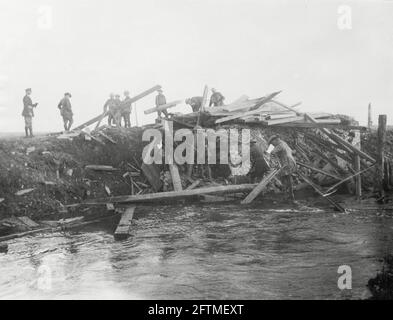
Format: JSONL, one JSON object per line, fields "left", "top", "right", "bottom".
{"left": 1, "top": 203, "right": 392, "bottom": 300}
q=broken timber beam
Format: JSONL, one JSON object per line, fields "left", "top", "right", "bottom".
{"left": 83, "top": 183, "right": 258, "bottom": 205}
{"left": 114, "top": 206, "right": 136, "bottom": 240}
{"left": 73, "top": 85, "right": 161, "bottom": 130}
{"left": 144, "top": 100, "right": 183, "bottom": 115}
{"left": 297, "top": 172, "right": 345, "bottom": 212}
{"left": 297, "top": 161, "right": 342, "bottom": 181}
{"left": 304, "top": 113, "right": 375, "bottom": 163}
{"left": 241, "top": 168, "right": 281, "bottom": 204}
{"left": 324, "top": 163, "right": 376, "bottom": 194}
{"left": 169, "top": 163, "right": 183, "bottom": 191}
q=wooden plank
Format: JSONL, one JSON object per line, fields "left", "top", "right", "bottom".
{"left": 354, "top": 155, "right": 362, "bottom": 199}
{"left": 297, "top": 172, "right": 346, "bottom": 212}
{"left": 141, "top": 163, "right": 163, "bottom": 192}
{"left": 241, "top": 168, "right": 281, "bottom": 204}
{"left": 297, "top": 161, "right": 342, "bottom": 181}
{"left": 114, "top": 206, "right": 136, "bottom": 240}
{"left": 169, "top": 164, "right": 183, "bottom": 191}
{"left": 186, "top": 179, "right": 201, "bottom": 190}
{"left": 97, "top": 131, "right": 117, "bottom": 144}
{"left": 73, "top": 85, "right": 161, "bottom": 130}
{"left": 144, "top": 100, "right": 183, "bottom": 115}
{"left": 271, "top": 100, "right": 302, "bottom": 116}
{"left": 260, "top": 116, "right": 304, "bottom": 126}
{"left": 215, "top": 107, "right": 268, "bottom": 124}
{"left": 83, "top": 183, "right": 258, "bottom": 205}
{"left": 85, "top": 165, "right": 118, "bottom": 172}
{"left": 17, "top": 216, "right": 39, "bottom": 228}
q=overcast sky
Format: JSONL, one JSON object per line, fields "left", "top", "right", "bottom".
{"left": 0, "top": 0, "right": 392, "bottom": 132}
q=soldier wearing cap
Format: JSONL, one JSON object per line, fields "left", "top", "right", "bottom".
{"left": 209, "top": 88, "right": 225, "bottom": 107}
{"left": 121, "top": 90, "right": 132, "bottom": 128}
{"left": 268, "top": 135, "right": 297, "bottom": 202}
{"left": 103, "top": 93, "right": 116, "bottom": 126}
{"left": 22, "top": 88, "right": 38, "bottom": 138}
{"left": 185, "top": 96, "right": 203, "bottom": 113}
{"left": 57, "top": 92, "right": 73, "bottom": 131}
{"left": 155, "top": 89, "right": 169, "bottom": 119}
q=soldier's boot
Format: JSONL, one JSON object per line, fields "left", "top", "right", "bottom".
{"left": 29, "top": 126, "right": 34, "bottom": 137}
{"left": 24, "top": 127, "right": 29, "bottom": 138}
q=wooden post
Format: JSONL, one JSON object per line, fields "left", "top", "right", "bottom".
{"left": 376, "top": 114, "right": 387, "bottom": 199}
{"left": 368, "top": 103, "right": 372, "bottom": 129}
{"left": 114, "top": 206, "right": 136, "bottom": 240}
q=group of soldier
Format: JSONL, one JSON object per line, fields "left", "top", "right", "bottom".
{"left": 22, "top": 86, "right": 296, "bottom": 202}
{"left": 22, "top": 87, "right": 227, "bottom": 137}
{"left": 103, "top": 90, "right": 133, "bottom": 128}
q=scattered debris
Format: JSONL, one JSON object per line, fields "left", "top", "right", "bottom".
{"left": 15, "top": 188, "right": 35, "bottom": 196}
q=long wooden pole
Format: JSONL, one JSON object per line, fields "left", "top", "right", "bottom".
{"left": 83, "top": 183, "right": 258, "bottom": 205}
{"left": 376, "top": 114, "right": 387, "bottom": 199}
{"left": 73, "top": 85, "right": 161, "bottom": 130}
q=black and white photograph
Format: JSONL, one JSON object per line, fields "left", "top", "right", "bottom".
{"left": 0, "top": 0, "right": 393, "bottom": 305}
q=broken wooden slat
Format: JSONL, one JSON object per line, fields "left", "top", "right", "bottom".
{"left": 85, "top": 165, "right": 118, "bottom": 172}
{"left": 271, "top": 100, "right": 302, "bottom": 116}
{"left": 15, "top": 188, "right": 35, "bottom": 196}
{"left": 97, "top": 131, "right": 117, "bottom": 144}
{"left": 304, "top": 113, "right": 375, "bottom": 163}
{"left": 114, "top": 206, "right": 136, "bottom": 240}
{"left": 297, "top": 172, "right": 345, "bottom": 212}
{"left": 241, "top": 168, "right": 281, "bottom": 204}
{"left": 84, "top": 183, "right": 258, "bottom": 205}
{"left": 297, "top": 161, "right": 342, "bottom": 181}
{"left": 144, "top": 100, "right": 183, "bottom": 115}
{"left": 260, "top": 116, "right": 305, "bottom": 126}
{"left": 186, "top": 179, "right": 201, "bottom": 190}
{"left": 141, "top": 163, "right": 163, "bottom": 192}
{"left": 73, "top": 85, "right": 161, "bottom": 130}
{"left": 17, "top": 216, "right": 39, "bottom": 228}
{"left": 215, "top": 108, "right": 268, "bottom": 124}
{"left": 325, "top": 163, "right": 376, "bottom": 194}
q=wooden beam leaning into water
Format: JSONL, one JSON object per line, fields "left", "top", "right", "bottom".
{"left": 83, "top": 183, "right": 258, "bottom": 205}
{"left": 114, "top": 206, "right": 136, "bottom": 241}
{"left": 297, "top": 161, "right": 342, "bottom": 181}
{"left": 241, "top": 168, "right": 281, "bottom": 204}
{"left": 297, "top": 172, "right": 346, "bottom": 212}
{"left": 73, "top": 85, "right": 162, "bottom": 130}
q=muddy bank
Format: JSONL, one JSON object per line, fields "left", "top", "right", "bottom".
{"left": 0, "top": 127, "right": 144, "bottom": 223}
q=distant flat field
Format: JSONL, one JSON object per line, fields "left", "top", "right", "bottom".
{"left": 0, "top": 132, "right": 49, "bottom": 139}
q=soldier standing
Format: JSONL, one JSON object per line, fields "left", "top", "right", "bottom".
{"left": 57, "top": 92, "right": 73, "bottom": 131}
{"left": 155, "top": 89, "right": 168, "bottom": 119}
{"left": 22, "top": 88, "right": 38, "bottom": 138}
{"left": 268, "top": 135, "right": 297, "bottom": 202}
{"left": 103, "top": 93, "right": 116, "bottom": 126}
{"left": 113, "top": 94, "right": 122, "bottom": 127}
{"left": 121, "top": 90, "right": 132, "bottom": 128}
{"left": 209, "top": 88, "right": 225, "bottom": 107}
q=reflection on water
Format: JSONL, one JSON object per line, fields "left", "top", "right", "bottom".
{"left": 1, "top": 203, "right": 393, "bottom": 300}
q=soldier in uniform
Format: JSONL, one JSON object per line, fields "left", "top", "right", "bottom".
{"left": 185, "top": 96, "right": 203, "bottom": 112}
{"left": 113, "top": 94, "right": 122, "bottom": 127}
{"left": 249, "top": 137, "right": 270, "bottom": 182}
{"left": 121, "top": 90, "right": 132, "bottom": 128}
{"left": 268, "top": 135, "right": 297, "bottom": 202}
{"left": 57, "top": 92, "right": 73, "bottom": 131}
{"left": 22, "top": 88, "right": 38, "bottom": 138}
{"left": 155, "top": 89, "right": 168, "bottom": 119}
{"left": 103, "top": 93, "right": 116, "bottom": 126}
{"left": 209, "top": 88, "right": 225, "bottom": 107}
